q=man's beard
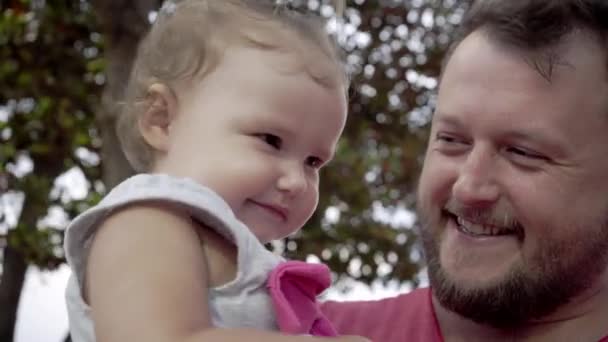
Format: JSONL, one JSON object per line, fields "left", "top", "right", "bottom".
{"left": 419, "top": 211, "right": 608, "bottom": 329}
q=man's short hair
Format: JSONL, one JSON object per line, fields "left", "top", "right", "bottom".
{"left": 442, "top": 0, "right": 608, "bottom": 81}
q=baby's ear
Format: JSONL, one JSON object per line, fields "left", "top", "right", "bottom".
{"left": 138, "top": 83, "right": 178, "bottom": 153}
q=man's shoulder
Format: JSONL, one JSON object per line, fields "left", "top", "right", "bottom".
{"left": 321, "top": 288, "right": 442, "bottom": 342}
{"left": 322, "top": 287, "right": 431, "bottom": 319}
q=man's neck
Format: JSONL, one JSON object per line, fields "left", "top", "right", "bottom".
{"left": 433, "top": 274, "right": 608, "bottom": 342}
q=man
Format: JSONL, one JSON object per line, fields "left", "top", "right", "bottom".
{"left": 322, "top": 1, "right": 608, "bottom": 341}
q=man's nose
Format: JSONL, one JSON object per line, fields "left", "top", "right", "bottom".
{"left": 452, "top": 146, "right": 500, "bottom": 206}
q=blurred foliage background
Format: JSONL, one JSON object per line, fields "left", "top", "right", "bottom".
{"left": 0, "top": 0, "right": 471, "bottom": 340}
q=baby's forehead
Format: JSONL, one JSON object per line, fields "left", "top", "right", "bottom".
{"left": 225, "top": 21, "right": 347, "bottom": 88}
{"left": 266, "top": 39, "right": 347, "bottom": 89}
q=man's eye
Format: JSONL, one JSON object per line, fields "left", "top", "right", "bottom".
{"left": 507, "top": 147, "right": 545, "bottom": 160}
{"left": 434, "top": 132, "right": 470, "bottom": 155}
{"left": 436, "top": 133, "right": 462, "bottom": 144}
{"left": 257, "top": 133, "right": 282, "bottom": 149}
{"left": 306, "top": 156, "right": 323, "bottom": 169}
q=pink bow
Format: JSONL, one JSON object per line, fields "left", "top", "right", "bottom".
{"left": 267, "top": 260, "right": 338, "bottom": 336}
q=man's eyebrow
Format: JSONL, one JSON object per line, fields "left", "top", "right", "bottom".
{"left": 432, "top": 112, "right": 465, "bottom": 128}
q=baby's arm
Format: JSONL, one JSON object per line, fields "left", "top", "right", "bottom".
{"left": 86, "top": 203, "right": 368, "bottom": 342}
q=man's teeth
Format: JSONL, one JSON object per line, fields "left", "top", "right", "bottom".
{"left": 456, "top": 216, "right": 513, "bottom": 236}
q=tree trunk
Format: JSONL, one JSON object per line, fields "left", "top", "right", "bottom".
{"left": 96, "top": 34, "right": 139, "bottom": 189}
{"left": 0, "top": 243, "right": 27, "bottom": 342}
{"left": 0, "top": 187, "right": 48, "bottom": 342}
{"left": 92, "top": 0, "right": 160, "bottom": 189}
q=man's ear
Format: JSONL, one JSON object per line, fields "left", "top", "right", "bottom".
{"left": 138, "top": 83, "right": 178, "bottom": 153}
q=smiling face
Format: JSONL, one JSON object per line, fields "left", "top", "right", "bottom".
{"left": 153, "top": 43, "right": 347, "bottom": 243}
{"left": 417, "top": 30, "right": 608, "bottom": 327}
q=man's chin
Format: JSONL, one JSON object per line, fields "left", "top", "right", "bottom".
{"left": 439, "top": 279, "right": 500, "bottom": 296}
{"left": 438, "top": 266, "right": 512, "bottom": 292}
{"left": 428, "top": 262, "right": 530, "bottom": 328}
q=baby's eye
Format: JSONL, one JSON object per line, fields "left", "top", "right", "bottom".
{"left": 306, "top": 156, "right": 324, "bottom": 169}
{"left": 256, "top": 133, "right": 282, "bottom": 150}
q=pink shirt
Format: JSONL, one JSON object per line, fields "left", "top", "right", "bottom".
{"left": 321, "top": 287, "right": 608, "bottom": 342}
{"left": 321, "top": 288, "right": 443, "bottom": 342}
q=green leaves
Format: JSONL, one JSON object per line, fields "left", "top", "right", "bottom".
{"left": 1, "top": 0, "right": 103, "bottom": 264}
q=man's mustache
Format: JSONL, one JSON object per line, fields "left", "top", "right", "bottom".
{"left": 444, "top": 198, "right": 522, "bottom": 233}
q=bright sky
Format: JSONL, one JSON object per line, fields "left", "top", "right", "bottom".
{"left": 15, "top": 266, "right": 71, "bottom": 342}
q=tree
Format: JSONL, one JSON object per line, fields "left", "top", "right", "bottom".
{"left": 1, "top": 1, "right": 104, "bottom": 340}
{"left": 0, "top": 0, "right": 470, "bottom": 340}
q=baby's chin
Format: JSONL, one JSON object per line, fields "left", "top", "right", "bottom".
{"left": 246, "top": 224, "right": 286, "bottom": 244}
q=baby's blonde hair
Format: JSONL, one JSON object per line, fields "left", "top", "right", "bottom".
{"left": 118, "top": 0, "right": 348, "bottom": 172}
